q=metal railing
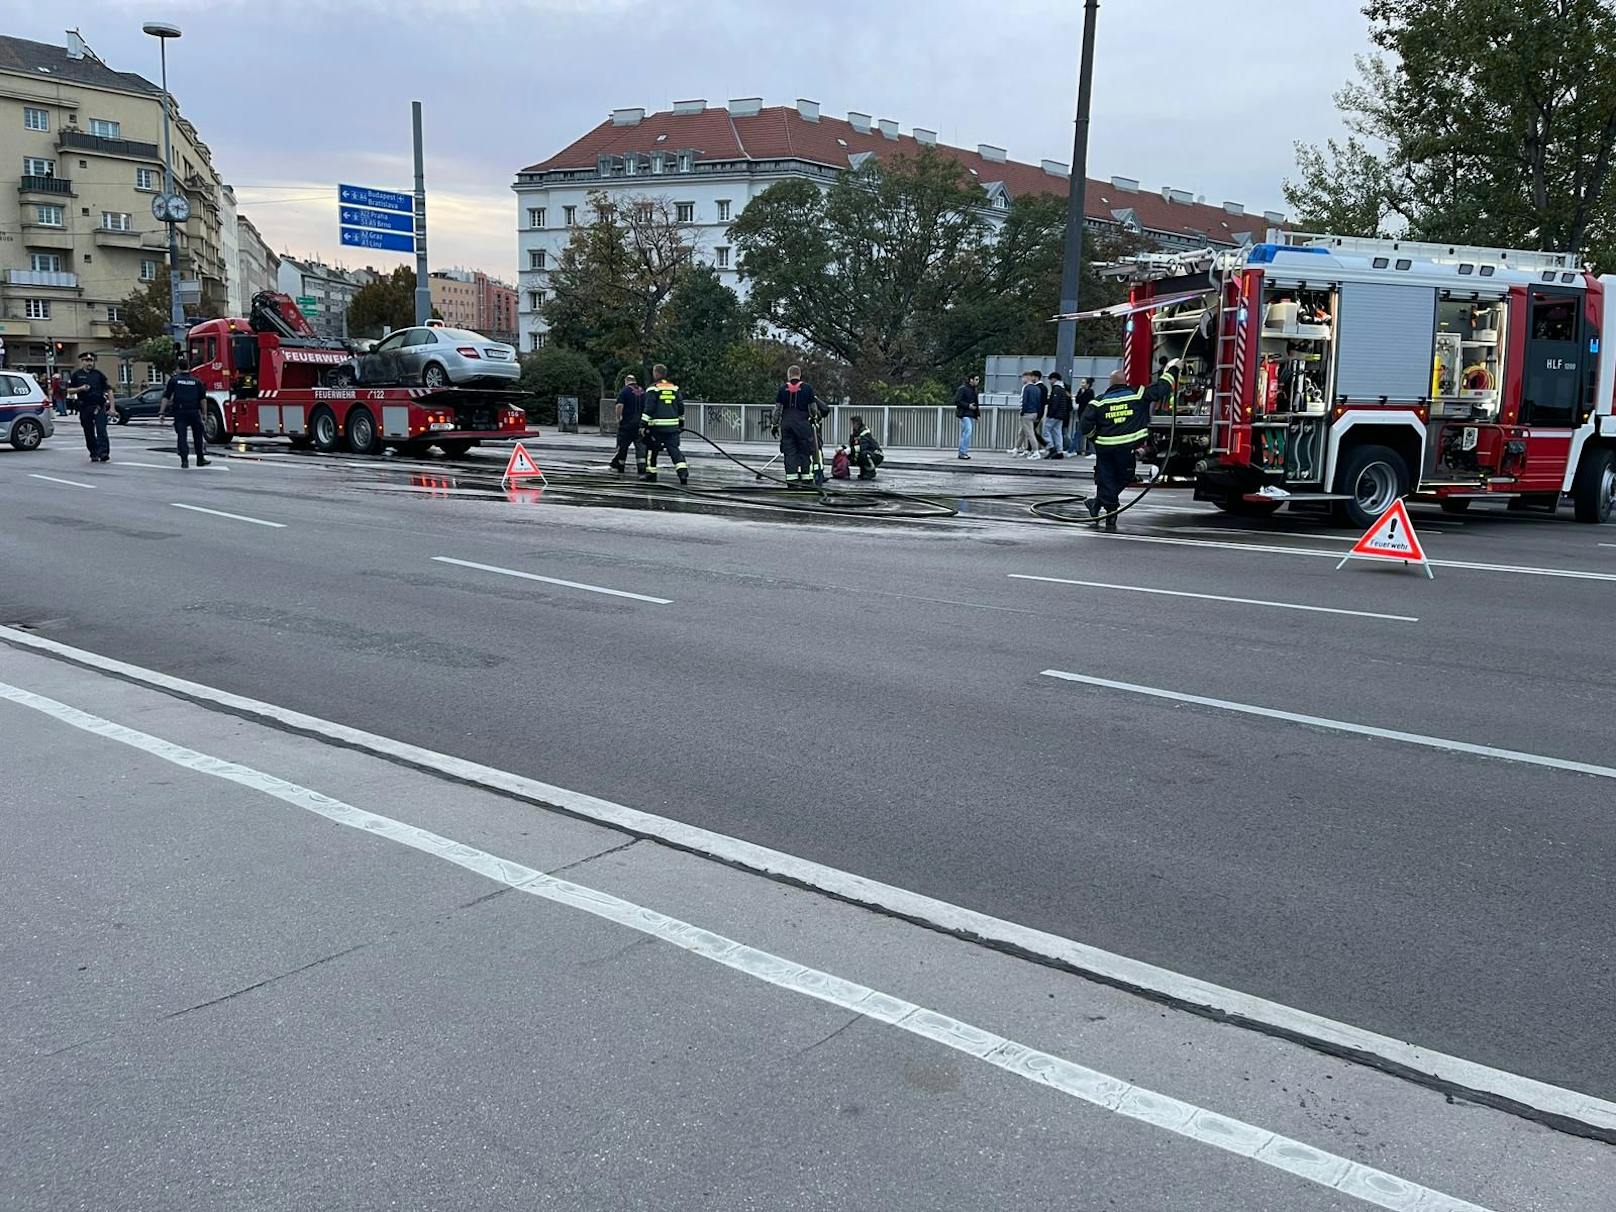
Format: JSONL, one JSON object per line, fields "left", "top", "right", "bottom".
{"left": 19, "top": 174, "right": 72, "bottom": 195}
{"left": 6, "top": 269, "right": 78, "bottom": 288}
{"left": 608, "top": 401, "right": 1058, "bottom": 452}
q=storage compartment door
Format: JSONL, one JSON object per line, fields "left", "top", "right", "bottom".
{"left": 1335, "top": 282, "right": 1437, "bottom": 403}
{"left": 382, "top": 405, "right": 412, "bottom": 437}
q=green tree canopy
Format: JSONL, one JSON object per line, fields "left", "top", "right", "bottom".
{"left": 134, "top": 335, "right": 179, "bottom": 376}
{"left": 346, "top": 267, "right": 422, "bottom": 339}
{"left": 654, "top": 266, "right": 755, "bottom": 400}
{"left": 516, "top": 346, "right": 606, "bottom": 424}
{"left": 1285, "top": 0, "right": 1616, "bottom": 265}
{"left": 111, "top": 266, "right": 173, "bottom": 345}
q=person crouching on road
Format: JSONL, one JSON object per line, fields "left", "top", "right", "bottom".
{"left": 638, "top": 363, "right": 688, "bottom": 484}
{"left": 610, "top": 373, "right": 644, "bottom": 474}
{"left": 157, "top": 356, "right": 210, "bottom": 469}
{"left": 64, "top": 352, "right": 112, "bottom": 463}
{"left": 1081, "top": 363, "right": 1177, "bottom": 531}
{"left": 847, "top": 416, "right": 884, "bottom": 480}
{"left": 773, "top": 365, "right": 825, "bottom": 490}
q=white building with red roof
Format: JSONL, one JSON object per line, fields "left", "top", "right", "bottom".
{"left": 512, "top": 99, "right": 1287, "bottom": 353}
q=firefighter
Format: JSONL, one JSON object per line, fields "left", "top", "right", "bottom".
{"left": 1080, "top": 362, "right": 1177, "bottom": 530}
{"left": 156, "top": 354, "right": 211, "bottom": 468}
{"left": 846, "top": 416, "right": 884, "bottom": 480}
{"left": 637, "top": 363, "right": 688, "bottom": 484}
{"left": 772, "top": 366, "right": 825, "bottom": 490}
{"left": 609, "top": 373, "right": 645, "bottom": 473}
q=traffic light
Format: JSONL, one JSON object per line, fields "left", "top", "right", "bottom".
{"left": 53, "top": 341, "right": 65, "bottom": 357}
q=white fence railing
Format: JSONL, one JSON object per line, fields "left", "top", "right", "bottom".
{"left": 601, "top": 401, "right": 1046, "bottom": 451}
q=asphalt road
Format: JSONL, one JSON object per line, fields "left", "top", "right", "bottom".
{"left": 3, "top": 426, "right": 1613, "bottom": 1115}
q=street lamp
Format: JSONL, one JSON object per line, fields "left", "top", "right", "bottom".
{"left": 142, "top": 21, "right": 187, "bottom": 345}
{"left": 1055, "top": 0, "right": 1100, "bottom": 387}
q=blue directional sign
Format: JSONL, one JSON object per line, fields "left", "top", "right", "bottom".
{"left": 340, "top": 205, "right": 414, "bottom": 234}
{"left": 338, "top": 184, "right": 413, "bottom": 214}
{"left": 341, "top": 226, "right": 416, "bottom": 253}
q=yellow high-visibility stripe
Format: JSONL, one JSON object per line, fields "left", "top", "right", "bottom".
{"left": 1095, "top": 429, "right": 1147, "bottom": 446}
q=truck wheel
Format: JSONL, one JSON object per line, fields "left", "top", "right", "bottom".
{"left": 346, "top": 407, "right": 380, "bottom": 455}
{"left": 1331, "top": 443, "right": 1407, "bottom": 529}
{"left": 10, "top": 416, "right": 43, "bottom": 451}
{"left": 310, "top": 407, "right": 340, "bottom": 452}
{"left": 203, "top": 405, "right": 226, "bottom": 445}
{"left": 1572, "top": 446, "right": 1614, "bottom": 523}
{"left": 438, "top": 439, "right": 474, "bottom": 458}
{"left": 422, "top": 363, "right": 450, "bottom": 389}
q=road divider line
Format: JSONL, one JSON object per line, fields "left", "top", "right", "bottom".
{"left": 0, "top": 624, "right": 1610, "bottom": 1144}
{"left": 170, "top": 503, "right": 285, "bottom": 529}
{"left": 27, "top": 473, "right": 94, "bottom": 489}
{"left": 1009, "top": 574, "right": 1418, "bottom": 622}
{"left": 0, "top": 676, "right": 1496, "bottom": 1212}
{"left": 117, "top": 461, "right": 176, "bottom": 470}
{"left": 432, "top": 556, "right": 671, "bottom": 604}
{"left": 1041, "top": 669, "right": 1616, "bottom": 780}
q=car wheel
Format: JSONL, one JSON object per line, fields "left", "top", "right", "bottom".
{"left": 310, "top": 407, "right": 340, "bottom": 452}
{"left": 10, "top": 417, "right": 44, "bottom": 451}
{"left": 422, "top": 363, "right": 450, "bottom": 389}
{"left": 1331, "top": 443, "right": 1408, "bottom": 530}
{"left": 347, "top": 407, "right": 380, "bottom": 455}
{"left": 203, "top": 404, "right": 227, "bottom": 445}
{"left": 115, "top": 407, "right": 130, "bottom": 425}
{"left": 1572, "top": 446, "right": 1614, "bottom": 524}
{"left": 332, "top": 367, "right": 356, "bottom": 387}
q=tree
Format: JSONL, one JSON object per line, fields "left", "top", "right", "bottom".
{"left": 1286, "top": 0, "right": 1616, "bottom": 265}
{"left": 516, "top": 346, "right": 605, "bottom": 424}
{"left": 111, "top": 267, "right": 173, "bottom": 344}
{"left": 654, "top": 266, "right": 755, "bottom": 400}
{"left": 346, "top": 267, "right": 421, "bottom": 339}
{"left": 133, "top": 335, "right": 179, "bottom": 376}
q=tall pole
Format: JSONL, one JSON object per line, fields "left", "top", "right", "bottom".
{"left": 1055, "top": 0, "right": 1100, "bottom": 386}
{"left": 157, "top": 37, "right": 185, "bottom": 343}
{"left": 412, "top": 101, "right": 431, "bottom": 326}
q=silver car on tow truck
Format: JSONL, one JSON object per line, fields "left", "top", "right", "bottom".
{"left": 333, "top": 325, "right": 520, "bottom": 389}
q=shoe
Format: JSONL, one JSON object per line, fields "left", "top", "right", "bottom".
{"left": 196, "top": 457, "right": 210, "bottom": 466}
{"left": 678, "top": 471, "right": 689, "bottom": 485}
{"left": 180, "top": 460, "right": 189, "bottom": 469}
{"left": 638, "top": 473, "right": 656, "bottom": 482}
{"left": 609, "top": 458, "right": 625, "bottom": 473}
{"left": 957, "top": 453, "right": 971, "bottom": 460}
{"left": 1104, "top": 518, "right": 1118, "bottom": 533}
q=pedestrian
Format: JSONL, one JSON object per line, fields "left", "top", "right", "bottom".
{"left": 638, "top": 363, "right": 688, "bottom": 484}
{"left": 64, "top": 351, "right": 112, "bottom": 463}
{"left": 954, "top": 372, "right": 981, "bottom": 460}
{"left": 1043, "top": 372, "right": 1073, "bottom": 460}
{"left": 50, "top": 371, "right": 68, "bottom": 417}
{"left": 609, "top": 373, "right": 645, "bottom": 473}
{"left": 156, "top": 356, "right": 210, "bottom": 468}
{"left": 846, "top": 415, "right": 885, "bottom": 479}
{"left": 772, "top": 365, "right": 826, "bottom": 490}
{"left": 0, "top": 335, "right": 7, "bottom": 368}
{"left": 1013, "top": 371, "right": 1042, "bottom": 458}
{"left": 1066, "top": 377, "right": 1095, "bottom": 455}
{"left": 1080, "top": 362, "right": 1178, "bottom": 531}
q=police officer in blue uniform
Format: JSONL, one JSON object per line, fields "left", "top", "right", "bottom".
{"left": 1080, "top": 362, "right": 1177, "bottom": 530}
{"left": 157, "top": 357, "right": 211, "bottom": 468}
{"left": 64, "top": 351, "right": 112, "bottom": 462}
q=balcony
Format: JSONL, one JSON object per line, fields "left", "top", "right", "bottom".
{"left": 18, "top": 223, "right": 73, "bottom": 250}
{"left": 19, "top": 174, "right": 72, "bottom": 197}
{"left": 93, "top": 225, "right": 143, "bottom": 249}
{"left": 58, "top": 128, "right": 161, "bottom": 161}
{"left": 5, "top": 269, "right": 78, "bottom": 289}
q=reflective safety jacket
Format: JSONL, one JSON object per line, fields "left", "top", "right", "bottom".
{"left": 849, "top": 425, "right": 881, "bottom": 456}
{"left": 642, "top": 380, "right": 684, "bottom": 428}
{"left": 1083, "top": 368, "right": 1177, "bottom": 447}
{"left": 773, "top": 379, "right": 825, "bottom": 429}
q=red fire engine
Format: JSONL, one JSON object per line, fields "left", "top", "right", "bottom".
{"left": 184, "top": 293, "right": 533, "bottom": 456}
{"left": 1108, "top": 231, "right": 1616, "bottom": 527}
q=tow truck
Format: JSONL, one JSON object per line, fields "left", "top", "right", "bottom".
{"left": 1099, "top": 231, "right": 1616, "bottom": 527}
{"left": 184, "top": 292, "right": 534, "bottom": 456}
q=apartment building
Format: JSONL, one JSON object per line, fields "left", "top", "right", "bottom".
{"left": 428, "top": 270, "right": 478, "bottom": 329}
{"left": 513, "top": 98, "right": 1287, "bottom": 352}
{"left": 275, "top": 256, "right": 375, "bottom": 340}
{"left": 430, "top": 267, "right": 518, "bottom": 343}
{"left": 0, "top": 32, "right": 232, "bottom": 376}
{"left": 235, "top": 214, "right": 277, "bottom": 307}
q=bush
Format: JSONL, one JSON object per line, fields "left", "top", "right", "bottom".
{"left": 517, "top": 347, "right": 605, "bottom": 425}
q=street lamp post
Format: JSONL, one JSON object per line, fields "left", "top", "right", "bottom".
{"left": 142, "top": 21, "right": 187, "bottom": 346}
{"left": 1055, "top": 0, "right": 1100, "bottom": 387}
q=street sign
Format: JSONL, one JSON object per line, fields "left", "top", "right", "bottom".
{"left": 338, "top": 184, "right": 412, "bottom": 214}
{"left": 1336, "top": 499, "right": 1433, "bottom": 578}
{"left": 340, "top": 227, "right": 415, "bottom": 253}
{"left": 296, "top": 295, "right": 319, "bottom": 315}
{"left": 339, "top": 205, "right": 414, "bottom": 235}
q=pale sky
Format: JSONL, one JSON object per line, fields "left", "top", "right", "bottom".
{"left": 22, "top": 2, "right": 1371, "bottom": 280}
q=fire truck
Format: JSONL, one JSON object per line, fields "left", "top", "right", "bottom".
{"left": 1107, "top": 231, "right": 1616, "bottom": 527}
{"left": 184, "top": 293, "right": 533, "bottom": 456}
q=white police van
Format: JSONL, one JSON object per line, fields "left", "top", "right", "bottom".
{"left": 0, "top": 371, "right": 53, "bottom": 451}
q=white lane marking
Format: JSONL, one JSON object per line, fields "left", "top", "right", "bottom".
{"left": 1009, "top": 574, "right": 1418, "bottom": 623}
{"left": 0, "top": 679, "right": 1493, "bottom": 1212}
{"left": 117, "top": 461, "right": 177, "bottom": 470}
{"left": 170, "top": 503, "right": 285, "bottom": 529}
{"left": 432, "top": 555, "right": 671, "bottom": 604}
{"left": 1170, "top": 526, "right": 1357, "bottom": 541}
{"left": 1042, "top": 669, "right": 1616, "bottom": 781}
{"left": 1600, "top": 543, "right": 1616, "bottom": 549}
{"left": 0, "top": 632, "right": 1609, "bottom": 1143}
{"left": 1089, "top": 531, "right": 1616, "bottom": 582}
{"left": 27, "top": 473, "right": 94, "bottom": 489}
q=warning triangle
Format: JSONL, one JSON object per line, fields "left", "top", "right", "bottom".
{"left": 502, "top": 442, "right": 544, "bottom": 483}
{"left": 1337, "top": 498, "right": 1432, "bottom": 577}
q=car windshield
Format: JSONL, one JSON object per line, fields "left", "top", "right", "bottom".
{"left": 436, "top": 328, "right": 493, "bottom": 344}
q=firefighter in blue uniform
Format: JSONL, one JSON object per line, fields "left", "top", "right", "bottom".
{"left": 609, "top": 374, "right": 645, "bottom": 473}
{"left": 1080, "top": 362, "right": 1177, "bottom": 530}
{"left": 157, "top": 356, "right": 211, "bottom": 468}
{"left": 773, "top": 366, "right": 826, "bottom": 490}
{"left": 638, "top": 364, "right": 688, "bottom": 484}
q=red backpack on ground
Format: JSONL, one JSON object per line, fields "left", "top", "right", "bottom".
{"left": 831, "top": 448, "right": 851, "bottom": 479}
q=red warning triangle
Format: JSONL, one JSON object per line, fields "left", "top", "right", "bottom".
{"left": 1348, "top": 498, "right": 1425, "bottom": 562}
{"left": 502, "top": 442, "right": 543, "bottom": 482}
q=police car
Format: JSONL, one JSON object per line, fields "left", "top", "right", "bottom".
{"left": 0, "top": 370, "right": 53, "bottom": 451}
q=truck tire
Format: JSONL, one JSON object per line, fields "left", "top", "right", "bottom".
{"left": 1331, "top": 443, "right": 1408, "bottom": 529}
{"left": 203, "top": 404, "right": 226, "bottom": 445}
{"left": 10, "top": 416, "right": 43, "bottom": 451}
{"left": 1572, "top": 446, "right": 1614, "bottom": 523}
{"left": 346, "top": 407, "right": 380, "bottom": 455}
{"left": 422, "top": 363, "right": 450, "bottom": 389}
{"left": 438, "top": 439, "right": 474, "bottom": 458}
{"left": 310, "top": 407, "right": 340, "bottom": 452}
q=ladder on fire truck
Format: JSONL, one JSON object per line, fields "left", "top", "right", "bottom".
{"left": 1208, "top": 261, "right": 1247, "bottom": 455}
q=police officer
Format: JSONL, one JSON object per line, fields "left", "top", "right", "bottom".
{"left": 772, "top": 366, "right": 825, "bottom": 491}
{"left": 638, "top": 363, "right": 688, "bottom": 484}
{"left": 64, "top": 351, "right": 112, "bottom": 462}
{"left": 609, "top": 373, "right": 645, "bottom": 473}
{"left": 157, "top": 356, "right": 211, "bottom": 468}
{"left": 1080, "top": 362, "right": 1177, "bottom": 531}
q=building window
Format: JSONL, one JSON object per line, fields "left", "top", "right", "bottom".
{"left": 530, "top": 332, "right": 546, "bottom": 351}
{"left": 23, "top": 107, "right": 48, "bottom": 132}
{"left": 563, "top": 205, "right": 577, "bottom": 226}
{"left": 107, "top": 304, "right": 124, "bottom": 323}
{"left": 89, "top": 118, "right": 121, "bottom": 139}
{"left": 529, "top": 249, "right": 546, "bottom": 270}
{"left": 34, "top": 204, "right": 64, "bottom": 227}
{"left": 119, "top": 361, "right": 133, "bottom": 386}
{"left": 135, "top": 167, "right": 158, "bottom": 190}
{"left": 675, "top": 202, "right": 695, "bottom": 223}
{"left": 139, "top": 259, "right": 159, "bottom": 281}
{"left": 528, "top": 207, "right": 546, "bottom": 227}
{"left": 24, "top": 299, "right": 50, "bottom": 320}
{"left": 22, "top": 156, "right": 53, "bottom": 177}
{"left": 624, "top": 156, "right": 639, "bottom": 176}
{"left": 677, "top": 151, "right": 693, "bottom": 172}
{"left": 715, "top": 246, "right": 730, "bottom": 268}
{"left": 29, "top": 253, "right": 62, "bottom": 272}
{"left": 717, "top": 199, "right": 731, "bottom": 221}
{"left": 528, "top": 291, "right": 543, "bottom": 309}
{"left": 102, "top": 211, "right": 132, "bottom": 232}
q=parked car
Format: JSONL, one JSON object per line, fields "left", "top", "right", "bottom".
{"left": 114, "top": 384, "right": 167, "bottom": 424}
{"left": 0, "top": 371, "right": 54, "bottom": 450}
{"left": 332, "top": 326, "right": 520, "bottom": 389}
